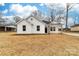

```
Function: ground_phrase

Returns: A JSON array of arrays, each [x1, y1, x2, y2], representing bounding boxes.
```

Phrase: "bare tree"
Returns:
[[0, 12, 6, 25], [46, 3, 65, 23], [13, 16, 22, 23], [50, 10, 55, 21], [74, 17, 78, 25], [45, 3, 76, 29], [44, 3, 65, 34], [65, 3, 78, 29]]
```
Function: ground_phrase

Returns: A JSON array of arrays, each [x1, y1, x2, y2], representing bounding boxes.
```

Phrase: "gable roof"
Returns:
[[16, 14, 63, 26], [16, 19, 32, 25], [16, 15, 47, 25]]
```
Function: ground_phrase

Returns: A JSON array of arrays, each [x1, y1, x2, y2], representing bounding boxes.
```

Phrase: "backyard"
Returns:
[[0, 32, 79, 56]]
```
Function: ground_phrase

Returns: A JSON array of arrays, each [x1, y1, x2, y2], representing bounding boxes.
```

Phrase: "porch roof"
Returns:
[[71, 24, 79, 27]]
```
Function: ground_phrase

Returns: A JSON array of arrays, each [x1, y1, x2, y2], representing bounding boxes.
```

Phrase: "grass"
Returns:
[[0, 32, 79, 56]]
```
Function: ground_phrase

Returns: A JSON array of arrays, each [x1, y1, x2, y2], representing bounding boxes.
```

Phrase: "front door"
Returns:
[[45, 27, 47, 33]]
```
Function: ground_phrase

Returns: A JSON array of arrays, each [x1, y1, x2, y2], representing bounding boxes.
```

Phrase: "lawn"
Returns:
[[0, 32, 79, 56]]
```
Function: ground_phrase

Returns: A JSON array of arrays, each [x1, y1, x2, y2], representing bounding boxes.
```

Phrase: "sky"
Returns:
[[0, 3, 48, 16], [0, 0, 79, 3], [0, 3, 79, 27]]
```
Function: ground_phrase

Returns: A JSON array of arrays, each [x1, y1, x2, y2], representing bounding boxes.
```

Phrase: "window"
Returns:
[[50, 27, 53, 31], [37, 25, 40, 31], [22, 25, 26, 31], [58, 28, 61, 31], [50, 27, 55, 31], [53, 27, 55, 31]]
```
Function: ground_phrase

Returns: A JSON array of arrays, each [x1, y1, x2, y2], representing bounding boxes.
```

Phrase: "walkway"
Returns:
[[63, 32, 79, 36]]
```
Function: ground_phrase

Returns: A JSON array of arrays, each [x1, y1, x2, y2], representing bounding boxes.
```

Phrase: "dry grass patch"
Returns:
[[0, 32, 79, 56]]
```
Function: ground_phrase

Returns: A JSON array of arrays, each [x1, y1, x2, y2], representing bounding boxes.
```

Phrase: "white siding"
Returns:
[[17, 17, 46, 34], [17, 16, 63, 34], [17, 20, 32, 34], [27, 17, 45, 34], [50, 24, 62, 33]]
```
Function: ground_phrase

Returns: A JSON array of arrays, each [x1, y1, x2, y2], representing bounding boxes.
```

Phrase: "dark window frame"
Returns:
[[37, 25, 40, 31], [53, 27, 55, 31], [50, 27, 53, 31], [22, 25, 26, 31], [58, 28, 61, 31], [50, 27, 55, 31]]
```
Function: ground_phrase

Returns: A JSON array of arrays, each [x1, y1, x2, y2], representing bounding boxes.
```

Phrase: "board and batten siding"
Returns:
[[27, 17, 46, 34], [17, 17, 46, 34], [17, 20, 32, 34], [50, 24, 62, 33]]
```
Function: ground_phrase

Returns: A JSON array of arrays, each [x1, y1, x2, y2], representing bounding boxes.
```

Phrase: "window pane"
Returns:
[[58, 28, 61, 31], [50, 27, 52, 31], [53, 27, 55, 31], [37, 25, 40, 31], [23, 25, 26, 31], [51, 27, 55, 31]]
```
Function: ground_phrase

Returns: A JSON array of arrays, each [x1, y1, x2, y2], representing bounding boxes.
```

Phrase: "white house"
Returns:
[[49, 22, 63, 33], [16, 15, 63, 34], [16, 15, 48, 34]]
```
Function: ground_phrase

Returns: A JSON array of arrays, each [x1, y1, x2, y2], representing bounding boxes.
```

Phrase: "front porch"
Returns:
[[0, 26, 16, 32]]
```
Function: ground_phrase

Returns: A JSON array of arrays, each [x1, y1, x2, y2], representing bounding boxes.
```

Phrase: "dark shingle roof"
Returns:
[[42, 20, 50, 24], [71, 24, 79, 27]]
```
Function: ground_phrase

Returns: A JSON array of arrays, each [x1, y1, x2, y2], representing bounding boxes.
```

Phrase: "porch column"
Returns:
[[61, 25, 63, 33], [5, 27, 7, 32], [48, 24, 51, 34], [56, 27, 58, 33]]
